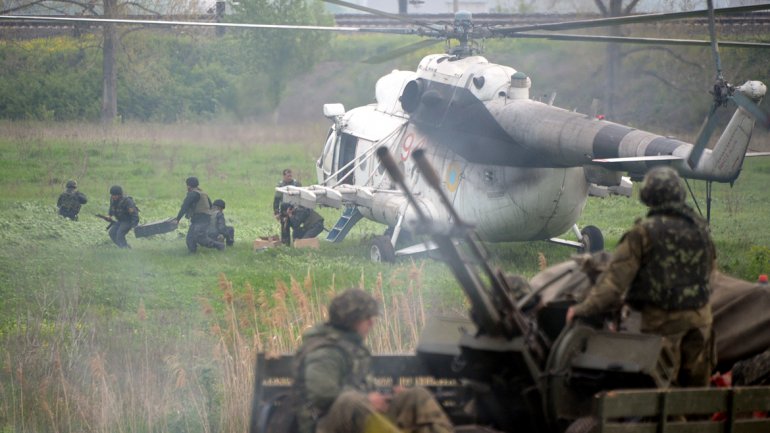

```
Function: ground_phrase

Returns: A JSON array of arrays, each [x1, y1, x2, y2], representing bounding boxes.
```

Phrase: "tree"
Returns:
[[593, 0, 641, 119], [232, 0, 333, 119], [1, 0, 199, 124]]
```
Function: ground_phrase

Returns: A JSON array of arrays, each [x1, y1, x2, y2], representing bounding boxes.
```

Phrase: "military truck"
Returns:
[[249, 147, 770, 433]]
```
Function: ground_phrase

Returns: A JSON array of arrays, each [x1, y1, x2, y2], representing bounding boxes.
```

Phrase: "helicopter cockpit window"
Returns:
[[337, 133, 357, 185], [319, 127, 336, 180], [473, 76, 485, 89]]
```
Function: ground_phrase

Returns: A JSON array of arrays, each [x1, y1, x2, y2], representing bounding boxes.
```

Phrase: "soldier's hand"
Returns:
[[565, 306, 576, 325], [368, 391, 390, 413]]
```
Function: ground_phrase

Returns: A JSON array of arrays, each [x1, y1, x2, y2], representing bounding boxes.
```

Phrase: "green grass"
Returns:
[[0, 121, 768, 432]]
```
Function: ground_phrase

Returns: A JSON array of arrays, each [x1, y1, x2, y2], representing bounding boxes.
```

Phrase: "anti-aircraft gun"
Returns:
[[250, 147, 770, 433], [375, 147, 675, 432]]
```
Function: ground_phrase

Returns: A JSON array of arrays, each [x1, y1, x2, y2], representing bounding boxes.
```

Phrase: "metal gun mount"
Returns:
[[376, 146, 675, 432]]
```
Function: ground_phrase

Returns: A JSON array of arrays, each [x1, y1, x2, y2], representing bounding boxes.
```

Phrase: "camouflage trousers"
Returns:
[[186, 219, 224, 253], [109, 221, 133, 248], [641, 304, 715, 387], [316, 387, 453, 433]]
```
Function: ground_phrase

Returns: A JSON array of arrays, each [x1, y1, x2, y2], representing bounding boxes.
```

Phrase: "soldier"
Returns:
[[291, 288, 452, 433], [57, 179, 88, 220], [208, 199, 234, 247], [107, 185, 139, 248], [566, 166, 717, 387], [172, 177, 224, 253], [274, 168, 301, 245], [286, 204, 324, 240]]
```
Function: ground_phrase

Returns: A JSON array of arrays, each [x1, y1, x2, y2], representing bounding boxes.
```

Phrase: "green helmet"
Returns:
[[212, 199, 225, 209], [640, 166, 686, 207], [328, 289, 379, 330], [66, 180, 77, 189], [110, 185, 123, 196]]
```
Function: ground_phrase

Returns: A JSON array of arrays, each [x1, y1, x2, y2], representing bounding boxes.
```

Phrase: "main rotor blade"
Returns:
[[490, 4, 770, 34], [731, 91, 770, 129], [706, 0, 724, 81], [688, 103, 720, 168], [363, 39, 443, 64], [497, 32, 770, 49], [0, 14, 420, 35], [321, 0, 439, 31]]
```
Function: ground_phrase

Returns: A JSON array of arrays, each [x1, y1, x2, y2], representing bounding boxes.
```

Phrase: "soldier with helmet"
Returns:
[[57, 179, 88, 220], [107, 185, 139, 248], [274, 168, 301, 245], [208, 198, 234, 247], [290, 288, 452, 433], [172, 177, 224, 253], [566, 166, 717, 387]]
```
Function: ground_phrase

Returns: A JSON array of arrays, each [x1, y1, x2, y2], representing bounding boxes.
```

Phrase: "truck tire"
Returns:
[[565, 416, 599, 433]]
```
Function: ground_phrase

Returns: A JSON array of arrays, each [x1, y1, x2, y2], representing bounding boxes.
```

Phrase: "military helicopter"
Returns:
[[3, 2, 770, 263], [274, 0, 770, 262]]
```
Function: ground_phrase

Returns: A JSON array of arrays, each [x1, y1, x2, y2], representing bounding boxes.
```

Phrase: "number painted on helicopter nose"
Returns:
[[400, 133, 425, 161]]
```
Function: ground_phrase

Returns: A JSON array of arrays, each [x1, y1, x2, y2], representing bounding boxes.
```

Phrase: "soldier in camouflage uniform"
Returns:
[[208, 199, 234, 246], [567, 166, 717, 387], [292, 289, 452, 433], [57, 179, 88, 220], [173, 177, 224, 253], [286, 204, 325, 241], [108, 185, 139, 248], [274, 169, 301, 245]]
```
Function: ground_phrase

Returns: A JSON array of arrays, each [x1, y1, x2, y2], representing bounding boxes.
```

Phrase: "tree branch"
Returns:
[[640, 69, 684, 92], [594, 0, 608, 17], [622, 46, 704, 71], [623, 0, 641, 15]]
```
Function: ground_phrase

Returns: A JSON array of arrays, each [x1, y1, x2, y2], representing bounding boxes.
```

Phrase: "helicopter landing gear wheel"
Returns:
[[370, 235, 396, 263], [565, 416, 599, 433], [578, 225, 604, 253]]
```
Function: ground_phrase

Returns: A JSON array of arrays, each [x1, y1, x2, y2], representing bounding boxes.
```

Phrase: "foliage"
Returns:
[[231, 0, 333, 111]]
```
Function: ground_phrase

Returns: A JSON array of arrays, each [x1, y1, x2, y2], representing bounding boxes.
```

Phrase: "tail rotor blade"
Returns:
[[688, 103, 720, 168], [731, 91, 770, 129]]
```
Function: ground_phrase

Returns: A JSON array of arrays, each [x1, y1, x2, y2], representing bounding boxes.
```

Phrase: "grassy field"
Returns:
[[0, 121, 768, 433]]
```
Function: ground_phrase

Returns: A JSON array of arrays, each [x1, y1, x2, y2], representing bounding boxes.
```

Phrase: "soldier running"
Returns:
[[172, 177, 224, 253], [107, 185, 139, 248], [57, 180, 88, 220]]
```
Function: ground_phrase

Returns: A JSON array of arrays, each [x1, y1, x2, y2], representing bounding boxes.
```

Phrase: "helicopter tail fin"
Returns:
[[692, 82, 765, 182]]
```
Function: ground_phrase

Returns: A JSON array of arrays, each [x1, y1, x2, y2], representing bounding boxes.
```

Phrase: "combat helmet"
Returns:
[[110, 185, 123, 196], [66, 180, 77, 189], [212, 199, 226, 209], [640, 166, 686, 207], [186, 176, 199, 188], [328, 289, 379, 330]]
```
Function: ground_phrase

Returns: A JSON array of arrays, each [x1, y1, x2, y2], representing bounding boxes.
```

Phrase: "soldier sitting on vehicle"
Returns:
[[288, 288, 453, 433], [566, 166, 717, 388], [57, 179, 88, 220], [107, 185, 139, 249], [286, 204, 324, 241], [208, 199, 234, 247]]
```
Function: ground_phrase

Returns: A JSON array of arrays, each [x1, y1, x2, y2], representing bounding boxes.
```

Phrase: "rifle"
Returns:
[[95, 214, 116, 230]]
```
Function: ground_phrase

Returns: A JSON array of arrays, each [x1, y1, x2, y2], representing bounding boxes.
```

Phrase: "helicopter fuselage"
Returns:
[[313, 53, 761, 245]]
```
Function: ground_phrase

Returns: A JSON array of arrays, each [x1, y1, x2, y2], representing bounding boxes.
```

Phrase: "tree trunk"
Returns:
[[101, 0, 118, 124], [604, 0, 622, 120]]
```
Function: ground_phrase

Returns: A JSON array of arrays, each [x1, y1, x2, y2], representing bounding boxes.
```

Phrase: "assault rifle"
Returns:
[[94, 214, 116, 230]]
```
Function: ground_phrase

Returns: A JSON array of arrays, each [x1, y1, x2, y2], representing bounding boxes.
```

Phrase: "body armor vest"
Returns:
[[190, 188, 211, 217], [59, 191, 81, 210], [625, 209, 713, 311], [110, 197, 137, 222]]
